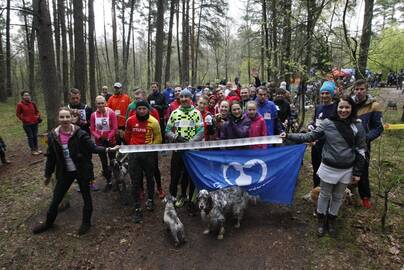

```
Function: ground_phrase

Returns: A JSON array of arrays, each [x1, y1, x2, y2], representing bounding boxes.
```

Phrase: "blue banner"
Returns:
[[183, 144, 307, 205]]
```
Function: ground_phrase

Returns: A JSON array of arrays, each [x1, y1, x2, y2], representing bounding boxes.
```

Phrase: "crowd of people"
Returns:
[[9, 73, 383, 237]]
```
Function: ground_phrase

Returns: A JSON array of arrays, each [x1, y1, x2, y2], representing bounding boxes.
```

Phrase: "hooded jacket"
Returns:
[[287, 118, 367, 176], [353, 94, 384, 144], [45, 125, 106, 181], [248, 113, 267, 149], [220, 115, 251, 140]]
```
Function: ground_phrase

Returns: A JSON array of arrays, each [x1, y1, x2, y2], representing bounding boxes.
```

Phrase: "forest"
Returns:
[[0, 0, 403, 128]]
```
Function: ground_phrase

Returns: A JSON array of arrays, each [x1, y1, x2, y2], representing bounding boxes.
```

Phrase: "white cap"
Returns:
[[113, 82, 122, 88]]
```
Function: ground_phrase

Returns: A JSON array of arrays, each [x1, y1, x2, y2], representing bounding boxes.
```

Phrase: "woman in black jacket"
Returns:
[[32, 107, 118, 235]]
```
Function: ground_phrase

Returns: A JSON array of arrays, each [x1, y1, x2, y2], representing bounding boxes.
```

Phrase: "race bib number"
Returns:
[[62, 144, 70, 159], [79, 109, 86, 121], [175, 120, 195, 128], [115, 110, 121, 116], [264, 113, 272, 120], [95, 117, 110, 131], [150, 100, 156, 105]]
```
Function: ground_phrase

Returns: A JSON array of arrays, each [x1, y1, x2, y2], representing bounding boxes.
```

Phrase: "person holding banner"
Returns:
[[220, 102, 251, 141], [281, 96, 367, 237], [246, 101, 267, 149], [166, 89, 204, 209], [124, 100, 162, 223], [32, 107, 119, 235], [90, 96, 118, 192]]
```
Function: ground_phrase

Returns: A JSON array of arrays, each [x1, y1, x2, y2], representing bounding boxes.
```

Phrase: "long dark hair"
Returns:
[[330, 95, 358, 123]]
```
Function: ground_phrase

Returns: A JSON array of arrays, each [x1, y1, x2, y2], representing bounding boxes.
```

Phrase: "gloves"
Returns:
[[175, 135, 188, 143]]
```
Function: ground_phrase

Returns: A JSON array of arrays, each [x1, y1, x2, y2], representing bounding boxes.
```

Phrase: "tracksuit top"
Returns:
[[124, 115, 162, 145]]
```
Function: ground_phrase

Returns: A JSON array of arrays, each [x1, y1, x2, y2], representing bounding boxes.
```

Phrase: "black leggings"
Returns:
[[311, 142, 323, 188], [358, 152, 371, 199], [98, 141, 116, 183], [46, 171, 92, 226], [153, 152, 162, 190], [169, 151, 195, 200], [128, 153, 155, 208]]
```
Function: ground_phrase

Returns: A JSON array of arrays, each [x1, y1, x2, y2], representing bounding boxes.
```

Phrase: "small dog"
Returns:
[[162, 194, 185, 247], [386, 100, 398, 110], [197, 186, 249, 240]]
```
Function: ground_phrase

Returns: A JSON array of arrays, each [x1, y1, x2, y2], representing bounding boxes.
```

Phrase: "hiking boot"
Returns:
[[158, 188, 165, 200], [362, 197, 372, 209], [133, 209, 143, 223], [317, 213, 327, 237], [78, 223, 91, 235], [327, 214, 337, 238], [90, 182, 99, 191], [146, 199, 154, 212], [175, 197, 186, 208], [32, 222, 52, 234], [103, 183, 113, 192]]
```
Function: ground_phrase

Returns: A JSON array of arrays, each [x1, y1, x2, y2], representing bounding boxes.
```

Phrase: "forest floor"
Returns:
[[0, 88, 402, 270]]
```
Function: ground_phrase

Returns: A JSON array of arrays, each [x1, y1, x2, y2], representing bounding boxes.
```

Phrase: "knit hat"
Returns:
[[320, 81, 336, 96], [180, 89, 192, 97], [135, 100, 150, 109]]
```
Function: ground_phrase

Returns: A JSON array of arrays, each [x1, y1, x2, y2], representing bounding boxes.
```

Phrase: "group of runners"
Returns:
[[10, 72, 383, 236]]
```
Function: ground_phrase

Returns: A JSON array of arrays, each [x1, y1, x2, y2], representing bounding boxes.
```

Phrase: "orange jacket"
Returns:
[[107, 94, 131, 128]]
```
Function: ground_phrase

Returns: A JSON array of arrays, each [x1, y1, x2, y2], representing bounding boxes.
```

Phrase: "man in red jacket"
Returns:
[[16, 91, 42, 155]]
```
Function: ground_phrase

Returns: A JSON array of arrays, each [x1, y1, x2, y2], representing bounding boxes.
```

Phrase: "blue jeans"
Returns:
[[23, 123, 38, 150]]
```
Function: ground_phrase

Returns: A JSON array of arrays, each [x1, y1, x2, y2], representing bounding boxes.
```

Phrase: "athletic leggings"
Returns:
[[317, 180, 348, 216]]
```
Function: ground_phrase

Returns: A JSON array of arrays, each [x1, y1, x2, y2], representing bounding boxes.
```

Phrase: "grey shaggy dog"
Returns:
[[162, 194, 185, 247], [197, 186, 249, 240]]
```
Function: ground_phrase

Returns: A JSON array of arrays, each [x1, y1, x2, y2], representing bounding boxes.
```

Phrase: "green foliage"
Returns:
[[368, 28, 404, 74]]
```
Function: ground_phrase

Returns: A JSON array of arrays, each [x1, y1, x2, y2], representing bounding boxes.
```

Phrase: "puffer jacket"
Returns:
[[220, 115, 251, 140], [45, 124, 106, 181], [353, 94, 384, 143], [287, 118, 367, 176]]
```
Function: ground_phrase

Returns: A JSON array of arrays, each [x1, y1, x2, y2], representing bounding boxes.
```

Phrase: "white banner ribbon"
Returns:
[[119, 135, 283, 153]]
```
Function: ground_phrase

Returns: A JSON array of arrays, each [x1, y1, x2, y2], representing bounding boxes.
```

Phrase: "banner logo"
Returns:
[[223, 159, 267, 186]]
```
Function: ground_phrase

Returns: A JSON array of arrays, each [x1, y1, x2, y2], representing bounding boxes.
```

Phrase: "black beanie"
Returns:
[[136, 100, 150, 109]]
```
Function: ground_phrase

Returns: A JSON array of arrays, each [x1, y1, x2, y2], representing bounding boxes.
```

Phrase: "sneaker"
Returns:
[[32, 222, 52, 234], [76, 185, 81, 192], [31, 150, 40, 156], [90, 182, 99, 191], [78, 223, 91, 235], [36, 150, 43, 154], [146, 199, 154, 212], [103, 183, 112, 192], [133, 209, 143, 223], [158, 189, 165, 200], [175, 197, 186, 208], [362, 197, 372, 209]]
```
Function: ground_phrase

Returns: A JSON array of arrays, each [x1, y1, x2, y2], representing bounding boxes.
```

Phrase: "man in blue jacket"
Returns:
[[256, 86, 282, 135], [353, 79, 384, 209]]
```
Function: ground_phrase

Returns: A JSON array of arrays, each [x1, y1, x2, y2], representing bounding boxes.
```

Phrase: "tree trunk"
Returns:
[[6, 0, 12, 97], [73, 0, 87, 102], [0, 30, 6, 102], [147, 2, 152, 87], [260, 24, 265, 80], [68, 0, 75, 88], [103, 0, 111, 77], [111, 0, 119, 82], [122, 0, 135, 89], [33, 0, 61, 129], [358, 0, 374, 79], [280, 0, 291, 83], [176, 0, 182, 82], [58, 0, 69, 104], [88, 0, 96, 108], [194, 0, 203, 85], [262, 0, 270, 81], [22, 0, 36, 100], [271, 0, 278, 80], [132, 30, 136, 86], [164, 0, 176, 85], [154, 0, 165, 85], [53, 0, 61, 87], [190, 0, 195, 85], [182, 0, 190, 84]]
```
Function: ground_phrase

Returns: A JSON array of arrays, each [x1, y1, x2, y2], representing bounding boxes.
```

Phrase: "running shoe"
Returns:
[[146, 199, 154, 211], [133, 208, 143, 223]]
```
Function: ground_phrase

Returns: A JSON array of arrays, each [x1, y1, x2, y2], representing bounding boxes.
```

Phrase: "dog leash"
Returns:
[[119, 135, 283, 153]]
